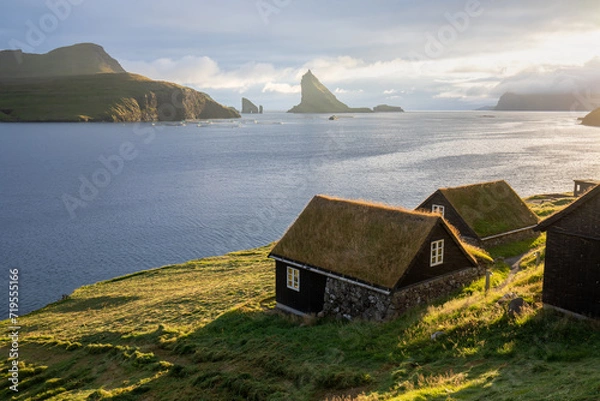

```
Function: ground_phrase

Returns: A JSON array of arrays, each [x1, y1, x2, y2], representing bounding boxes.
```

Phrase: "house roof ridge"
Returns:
[[538, 184, 600, 231]]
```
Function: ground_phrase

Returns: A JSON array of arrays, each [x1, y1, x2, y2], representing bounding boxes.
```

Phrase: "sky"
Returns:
[[2, 0, 600, 110]]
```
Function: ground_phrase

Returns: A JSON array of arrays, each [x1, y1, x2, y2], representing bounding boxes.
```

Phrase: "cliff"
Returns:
[[581, 108, 600, 127], [288, 70, 372, 113], [0, 73, 240, 122], [373, 104, 404, 112], [241, 97, 260, 114], [0, 43, 239, 122], [494, 92, 592, 111], [0, 43, 125, 79]]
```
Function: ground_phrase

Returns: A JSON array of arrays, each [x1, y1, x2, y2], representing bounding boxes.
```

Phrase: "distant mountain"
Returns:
[[0, 43, 125, 78], [373, 104, 404, 112], [288, 70, 372, 113], [0, 43, 239, 122], [582, 108, 600, 127], [494, 92, 592, 111]]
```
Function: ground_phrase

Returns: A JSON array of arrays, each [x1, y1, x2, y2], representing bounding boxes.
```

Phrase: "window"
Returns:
[[432, 204, 445, 217], [430, 240, 444, 266], [286, 267, 300, 291]]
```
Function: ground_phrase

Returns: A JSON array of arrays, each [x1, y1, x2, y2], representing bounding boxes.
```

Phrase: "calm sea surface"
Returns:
[[1, 111, 599, 317]]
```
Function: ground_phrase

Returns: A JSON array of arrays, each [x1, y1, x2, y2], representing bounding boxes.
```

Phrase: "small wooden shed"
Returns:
[[537, 185, 600, 319], [416, 180, 539, 246], [269, 195, 480, 321], [573, 179, 600, 197]]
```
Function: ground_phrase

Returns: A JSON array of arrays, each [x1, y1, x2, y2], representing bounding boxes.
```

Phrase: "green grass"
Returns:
[[487, 234, 546, 260], [1, 243, 599, 401], [526, 193, 576, 218]]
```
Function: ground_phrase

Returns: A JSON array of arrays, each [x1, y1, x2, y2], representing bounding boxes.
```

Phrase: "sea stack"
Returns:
[[287, 70, 371, 113], [241, 97, 260, 114]]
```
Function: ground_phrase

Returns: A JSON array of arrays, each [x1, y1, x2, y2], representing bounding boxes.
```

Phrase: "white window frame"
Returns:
[[432, 204, 445, 217], [430, 240, 444, 267], [286, 266, 300, 291]]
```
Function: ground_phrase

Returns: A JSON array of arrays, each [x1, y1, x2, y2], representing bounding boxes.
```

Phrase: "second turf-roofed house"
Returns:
[[269, 195, 482, 321], [416, 180, 539, 247], [537, 185, 600, 319]]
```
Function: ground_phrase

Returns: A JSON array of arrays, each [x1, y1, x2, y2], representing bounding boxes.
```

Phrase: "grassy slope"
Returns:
[[1, 197, 599, 401], [0, 73, 239, 122]]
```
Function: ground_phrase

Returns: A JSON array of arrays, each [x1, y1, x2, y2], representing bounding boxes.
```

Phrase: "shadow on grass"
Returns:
[[50, 295, 141, 313], [9, 301, 600, 401], [382, 307, 600, 401]]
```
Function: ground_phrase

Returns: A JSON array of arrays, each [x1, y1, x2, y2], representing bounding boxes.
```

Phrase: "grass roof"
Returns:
[[440, 180, 539, 238], [270, 195, 441, 288]]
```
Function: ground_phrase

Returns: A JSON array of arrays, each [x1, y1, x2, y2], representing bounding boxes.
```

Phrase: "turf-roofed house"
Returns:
[[416, 180, 539, 247], [573, 179, 600, 197], [269, 195, 482, 321], [537, 184, 600, 319]]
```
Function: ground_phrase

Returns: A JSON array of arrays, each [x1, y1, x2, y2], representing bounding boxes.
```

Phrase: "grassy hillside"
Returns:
[[0, 43, 125, 79], [0, 73, 239, 122], [2, 196, 598, 401]]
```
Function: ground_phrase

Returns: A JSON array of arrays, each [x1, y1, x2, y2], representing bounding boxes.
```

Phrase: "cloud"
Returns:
[[120, 33, 600, 109], [262, 82, 301, 94], [334, 88, 363, 94], [121, 56, 298, 93], [491, 60, 600, 96]]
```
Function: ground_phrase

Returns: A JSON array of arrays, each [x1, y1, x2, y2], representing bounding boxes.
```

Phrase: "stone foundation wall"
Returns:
[[322, 279, 392, 321], [387, 267, 486, 319], [481, 228, 537, 248], [322, 267, 486, 322]]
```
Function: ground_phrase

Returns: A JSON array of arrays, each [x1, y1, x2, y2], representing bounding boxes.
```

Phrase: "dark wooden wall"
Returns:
[[417, 191, 479, 241], [543, 231, 600, 318], [574, 181, 598, 197], [542, 192, 600, 318], [547, 193, 600, 236], [395, 222, 477, 288], [275, 260, 327, 314]]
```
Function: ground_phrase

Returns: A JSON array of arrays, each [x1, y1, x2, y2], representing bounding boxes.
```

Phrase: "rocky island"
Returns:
[[288, 70, 372, 113], [241, 97, 262, 114], [373, 104, 404, 112], [0, 43, 239, 122], [581, 107, 600, 127], [494, 92, 592, 111]]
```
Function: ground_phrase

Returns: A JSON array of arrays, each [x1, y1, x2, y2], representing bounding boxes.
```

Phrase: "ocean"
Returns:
[[1, 111, 599, 317]]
